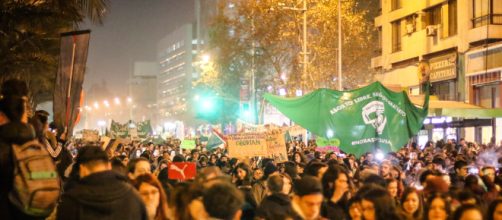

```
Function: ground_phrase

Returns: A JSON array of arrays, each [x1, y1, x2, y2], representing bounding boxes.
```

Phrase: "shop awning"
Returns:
[[409, 96, 502, 118]]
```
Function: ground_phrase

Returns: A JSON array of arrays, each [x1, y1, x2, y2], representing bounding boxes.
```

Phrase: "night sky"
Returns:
[[82, 0, 194, 94]]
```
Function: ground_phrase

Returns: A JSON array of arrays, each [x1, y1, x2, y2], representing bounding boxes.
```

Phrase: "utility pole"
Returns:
[[281, 0, 309, 91], [338, 0, 343, 90], [302, 0, 308, 90]]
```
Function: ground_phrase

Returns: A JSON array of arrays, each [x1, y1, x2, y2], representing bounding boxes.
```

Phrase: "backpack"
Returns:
[[8, 139, 61, 217]]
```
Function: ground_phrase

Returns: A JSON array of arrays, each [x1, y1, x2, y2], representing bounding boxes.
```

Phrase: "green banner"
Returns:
[[110, 120, 129, 138], [137, 120, 153, 138], [181, 140, 196, 150], [264, 82, 429, 157]]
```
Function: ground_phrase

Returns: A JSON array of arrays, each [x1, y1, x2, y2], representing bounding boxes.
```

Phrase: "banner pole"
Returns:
[[65, 37, 77, 131]]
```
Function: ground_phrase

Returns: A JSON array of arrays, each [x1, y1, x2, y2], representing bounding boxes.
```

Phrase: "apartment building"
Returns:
[[372, 0, 502, 144]]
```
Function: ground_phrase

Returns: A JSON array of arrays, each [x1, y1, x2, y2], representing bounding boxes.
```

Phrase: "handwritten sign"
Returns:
[[266, 130, 288, 162], [181, 140, 196, 150], [82, 129, 99, 142], [227, 133, 267, 158]]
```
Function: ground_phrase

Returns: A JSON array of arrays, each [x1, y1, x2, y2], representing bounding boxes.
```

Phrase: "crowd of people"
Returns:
[[1, 78, 502, 220]]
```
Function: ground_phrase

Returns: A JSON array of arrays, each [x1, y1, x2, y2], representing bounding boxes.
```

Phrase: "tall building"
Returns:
[[129, 61, 158, 122], [372, 0, 502, 144], [157, 24, 197, 124]]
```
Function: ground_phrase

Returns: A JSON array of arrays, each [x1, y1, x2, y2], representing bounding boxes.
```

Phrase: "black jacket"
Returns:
[[56, 170, 147, 220], [255, 193, 296, 220], [0, 122, 44, 220], [321, 199, 348, 220]]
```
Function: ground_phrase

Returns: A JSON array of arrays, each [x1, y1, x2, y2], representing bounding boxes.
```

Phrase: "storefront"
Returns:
[[428, 53, 458, 101], [465, 42, 502, 144]]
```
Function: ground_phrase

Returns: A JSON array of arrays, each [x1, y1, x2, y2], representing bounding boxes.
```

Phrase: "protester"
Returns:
[[128, 157, 152, 180], [487, 199, 502, 220], [358, 184, 402, 220], [400, 187, 423, 220], [291, 175, 324, 220], [133, 173, 170, 220], [56, 146, 147, 220], [255, 174, 296, 219], [0, 79, 49, 220], [452, 204, 483, 220], [424, 193, 451, 220], [321, 165, 350, 219], [203, 182, 244, 220]]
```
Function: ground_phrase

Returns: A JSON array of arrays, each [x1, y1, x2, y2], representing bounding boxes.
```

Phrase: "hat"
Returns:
[[294, 175, 322, 197], [76, 146, 109, 165]]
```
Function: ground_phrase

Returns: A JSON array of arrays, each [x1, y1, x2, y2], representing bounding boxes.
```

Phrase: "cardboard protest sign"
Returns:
[[82, 129, 99, 142], [227, 133, 267, 158], [266, 130, 288, 162], [168, 162, 197, 180], [100, 136, 111, 151], [181, 140, 196, 150]]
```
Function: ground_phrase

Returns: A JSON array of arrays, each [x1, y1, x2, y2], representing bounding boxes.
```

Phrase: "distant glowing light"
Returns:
[[279, 88, 286, 96], [202, 54, 210, 63], [93, 102, 100, 109], [375, 151, 385, 161], [327, 129, 334, 138], [103, 100, 110, 108], [127, 97, 133, 103], [114, 97, 121, 105]]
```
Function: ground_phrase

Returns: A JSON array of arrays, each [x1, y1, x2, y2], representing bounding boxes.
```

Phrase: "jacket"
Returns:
[[56, 170, 147, 220], [255, 193, 295, 220]]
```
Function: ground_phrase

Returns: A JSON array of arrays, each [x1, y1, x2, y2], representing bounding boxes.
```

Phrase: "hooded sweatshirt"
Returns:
[[56, 170, 147, 220]]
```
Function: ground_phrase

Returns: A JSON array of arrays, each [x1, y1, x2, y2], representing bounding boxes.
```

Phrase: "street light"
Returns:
[[202, 54, 210, 63], [114, 97, 121, 105], [103, 100, 110, 108]]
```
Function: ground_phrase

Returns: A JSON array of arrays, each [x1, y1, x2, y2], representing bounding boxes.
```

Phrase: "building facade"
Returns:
[[372, 0, 502, 144], [130, 61, 158, 123], [157, 24, 197, 124]]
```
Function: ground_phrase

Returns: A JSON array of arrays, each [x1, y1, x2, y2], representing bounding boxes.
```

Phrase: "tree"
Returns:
[[197, 0, 379, 102], [0, 0, 108, 109]]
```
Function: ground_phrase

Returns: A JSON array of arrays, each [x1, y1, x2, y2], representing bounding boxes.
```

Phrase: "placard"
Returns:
[[181, 140, 196, 150], [227, 133, 267, 158], [168, 162, 196, 180], [266, 130, 288, 162]]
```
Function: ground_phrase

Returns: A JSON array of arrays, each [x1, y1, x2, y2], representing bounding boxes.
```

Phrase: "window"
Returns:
[[473, 0, 502, 27], [377, 27, 382, 53], [448, 0, 458, 36], [427, 5, 442, 26], [392, 20, 402, 52], [391, 0, 402, 11]]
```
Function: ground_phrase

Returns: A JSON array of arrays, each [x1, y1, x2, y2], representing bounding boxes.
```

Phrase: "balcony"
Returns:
[[472, 14, 502, 28]]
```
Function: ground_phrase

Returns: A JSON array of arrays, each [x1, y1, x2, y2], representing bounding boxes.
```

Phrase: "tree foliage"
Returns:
[[198, 0, 378, 101], [0, 0, 108, 108]]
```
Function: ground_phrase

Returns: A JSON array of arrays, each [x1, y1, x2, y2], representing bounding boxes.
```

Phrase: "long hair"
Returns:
[[487, 199, 502, 220], [133, 174, 170, 220], [232, 162, 253, 186], [452, 204, 482, 220], [424, 193, 452, 220], [322, 165, 349, 199], [400, 187, 424, 220], [359, 185, 400, 220]]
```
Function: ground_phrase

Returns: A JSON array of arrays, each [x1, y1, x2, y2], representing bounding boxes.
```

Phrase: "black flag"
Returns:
[[53, 30, 90, 137]]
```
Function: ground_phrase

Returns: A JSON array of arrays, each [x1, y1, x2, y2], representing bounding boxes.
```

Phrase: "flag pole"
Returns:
[[65, 37, 77, 131]]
